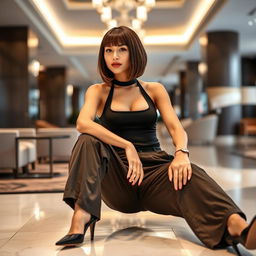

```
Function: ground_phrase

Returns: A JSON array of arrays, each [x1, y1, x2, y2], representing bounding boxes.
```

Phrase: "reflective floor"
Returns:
[[0, 142, 256, 255]]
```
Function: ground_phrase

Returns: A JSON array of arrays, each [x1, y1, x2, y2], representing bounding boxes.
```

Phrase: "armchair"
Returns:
[[0, 130, 30, 176], [183, 114, 219, 145]]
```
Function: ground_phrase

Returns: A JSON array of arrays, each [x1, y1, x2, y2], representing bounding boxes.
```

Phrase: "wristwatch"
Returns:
[[175, 148, 189, 156]]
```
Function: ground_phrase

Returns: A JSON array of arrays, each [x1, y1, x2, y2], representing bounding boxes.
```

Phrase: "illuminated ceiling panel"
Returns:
[[29, 0, 223, 48]]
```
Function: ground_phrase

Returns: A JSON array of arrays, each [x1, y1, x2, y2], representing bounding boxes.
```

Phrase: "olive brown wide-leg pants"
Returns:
[[63, 133, 246, 249]]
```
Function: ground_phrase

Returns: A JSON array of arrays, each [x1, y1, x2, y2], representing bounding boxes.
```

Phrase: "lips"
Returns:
[[111, 62, 122, 68]]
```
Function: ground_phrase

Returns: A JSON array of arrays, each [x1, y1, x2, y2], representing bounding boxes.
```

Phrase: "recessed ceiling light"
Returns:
[[248, 20, 253, 26]]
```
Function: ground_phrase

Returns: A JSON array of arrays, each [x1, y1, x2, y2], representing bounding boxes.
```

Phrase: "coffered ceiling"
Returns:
[[1, 0, 256, 89]]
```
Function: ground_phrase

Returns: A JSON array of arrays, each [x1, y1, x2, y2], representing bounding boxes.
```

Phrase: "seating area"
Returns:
[[36, 128, 80, 162], [182, 114, 219, 145], [0, 127, 80, 178], [240, 118, 256, 136]]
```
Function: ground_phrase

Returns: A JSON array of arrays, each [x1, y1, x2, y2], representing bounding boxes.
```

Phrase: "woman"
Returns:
[[55, 26, 255, 254]]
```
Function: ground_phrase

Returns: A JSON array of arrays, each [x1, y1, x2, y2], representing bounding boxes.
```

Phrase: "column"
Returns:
[[0, 26, 29, 127], [38, 67, 67, 127], [72, 87, 80, 114], [179, 71, 188, 119], [68, 86, 81, 125], [202, 31, 241, 135], [241, 57, 256, 118], [186, 61, 203, 119]]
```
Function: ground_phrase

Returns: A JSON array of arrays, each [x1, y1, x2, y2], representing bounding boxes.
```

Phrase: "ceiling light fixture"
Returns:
[[28, 0, 217, 46], [28, 59, 41, 77], [92, 0, 155, 38], [247, 6, 256, 26]]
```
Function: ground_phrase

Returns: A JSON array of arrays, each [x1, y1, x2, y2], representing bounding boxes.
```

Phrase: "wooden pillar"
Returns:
[[38, 67, 67, 127], [0, 26, 29, 127], [179, 71, 188, 119], [241, 57, 256, 118], [202, 31, 241, 135], [186, 61, 203, 119]]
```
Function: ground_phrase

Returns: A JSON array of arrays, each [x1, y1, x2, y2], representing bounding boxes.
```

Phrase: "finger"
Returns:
[[188, 164, 192, 180], [129, 167, 136, 183], [138, 170, 144, 186], [127, 162, 133, 179], [183, 166, 188, 185], [131, 170, 138, 184], [178, 167, 183, 190], [173, 168, 178, 191], [138, 164, 144, 186], [168, 166, 173, 182], [132, 173, 140, 185], [129, 161, 138, 182], [132, 162, 141, 185]]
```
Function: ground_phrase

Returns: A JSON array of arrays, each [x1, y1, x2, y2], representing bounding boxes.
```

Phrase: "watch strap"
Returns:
[[175, 148, 189, 156]]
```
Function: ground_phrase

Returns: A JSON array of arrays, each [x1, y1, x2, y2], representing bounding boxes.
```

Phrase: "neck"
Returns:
[[113, 78, 137, 87]]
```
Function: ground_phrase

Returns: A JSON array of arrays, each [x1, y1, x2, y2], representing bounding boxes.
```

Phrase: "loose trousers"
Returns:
[[63, 133, 246, 248]]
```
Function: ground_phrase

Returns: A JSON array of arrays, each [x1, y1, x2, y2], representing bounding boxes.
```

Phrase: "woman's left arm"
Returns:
[[151, 82, 192, 191]]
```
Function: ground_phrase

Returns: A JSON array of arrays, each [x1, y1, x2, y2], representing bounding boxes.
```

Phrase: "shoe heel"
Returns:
[[90, 222, 96, 241], [232, 243, 242, 256]]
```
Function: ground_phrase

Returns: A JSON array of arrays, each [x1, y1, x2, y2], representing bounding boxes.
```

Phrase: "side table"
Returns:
[[15, 135, 70, 178]]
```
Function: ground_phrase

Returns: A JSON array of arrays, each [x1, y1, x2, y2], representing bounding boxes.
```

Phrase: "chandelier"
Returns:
[[92, 0, 155, 37], [248, 6, 256, 26]]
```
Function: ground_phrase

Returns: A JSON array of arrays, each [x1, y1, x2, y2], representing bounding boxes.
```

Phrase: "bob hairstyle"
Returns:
[[98, 26, 147, 84]]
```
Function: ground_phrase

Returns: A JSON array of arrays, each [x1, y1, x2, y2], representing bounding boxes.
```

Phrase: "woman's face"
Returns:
[[104, 44, 130, 78]]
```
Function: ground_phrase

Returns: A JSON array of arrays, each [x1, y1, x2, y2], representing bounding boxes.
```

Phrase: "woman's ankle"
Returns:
[[67, 204, 91, 234], [74, 203, 90, 218], [227, 214, 248, 236]]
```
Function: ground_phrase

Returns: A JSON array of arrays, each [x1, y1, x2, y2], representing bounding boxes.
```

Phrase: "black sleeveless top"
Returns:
[[98, 79, 160, 149]]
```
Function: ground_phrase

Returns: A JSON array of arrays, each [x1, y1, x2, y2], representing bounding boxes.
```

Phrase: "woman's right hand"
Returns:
[[125, 143, 144, 186]]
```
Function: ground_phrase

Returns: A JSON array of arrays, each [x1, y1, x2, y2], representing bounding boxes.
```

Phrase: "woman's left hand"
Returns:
[[168, 153, 192, 190]]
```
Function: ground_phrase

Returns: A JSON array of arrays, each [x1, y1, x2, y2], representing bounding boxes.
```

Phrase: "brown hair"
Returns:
[[97, 26, 147, 84]]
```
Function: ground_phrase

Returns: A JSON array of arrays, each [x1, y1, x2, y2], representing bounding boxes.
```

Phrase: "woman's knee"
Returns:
[[75, 133, 108, 150], [75, 133, 110, 160], [190, 163, 207, 180], [78, 133, 101, 144]]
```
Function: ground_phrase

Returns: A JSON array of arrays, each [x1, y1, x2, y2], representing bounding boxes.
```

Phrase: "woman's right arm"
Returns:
[[76, 84, 143, 186], [76, 84, 131, 149]]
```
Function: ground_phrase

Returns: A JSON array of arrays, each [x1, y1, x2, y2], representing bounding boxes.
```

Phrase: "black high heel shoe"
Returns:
[[55, 215, 97, 246], [226, 216, 256, 256]]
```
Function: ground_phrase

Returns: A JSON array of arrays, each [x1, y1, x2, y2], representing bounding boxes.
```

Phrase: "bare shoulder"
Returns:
[[86, 83, 110, 95], [86, 83, 103, 92], [139, 80, 165, 90], [139, 80, 167, 99]]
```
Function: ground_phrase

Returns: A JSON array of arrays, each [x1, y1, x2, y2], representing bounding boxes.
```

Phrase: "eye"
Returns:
[[120, 47, 127, 51], [105, 48, 112, 53]]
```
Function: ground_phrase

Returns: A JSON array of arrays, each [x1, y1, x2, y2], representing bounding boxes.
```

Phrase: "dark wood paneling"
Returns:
[[0, 26, 29, 128], [38, 67, 67, 127]]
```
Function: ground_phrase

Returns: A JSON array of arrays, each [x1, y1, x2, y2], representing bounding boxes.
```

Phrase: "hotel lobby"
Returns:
[[0, 0, 256, 255]]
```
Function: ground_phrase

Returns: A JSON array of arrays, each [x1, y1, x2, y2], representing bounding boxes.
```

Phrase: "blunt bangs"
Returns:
[[101, 29, 128, 47], [98, 26, 147, 84]]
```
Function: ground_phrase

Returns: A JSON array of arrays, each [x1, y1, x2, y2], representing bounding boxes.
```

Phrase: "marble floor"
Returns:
[[0, 143, 256, 256]]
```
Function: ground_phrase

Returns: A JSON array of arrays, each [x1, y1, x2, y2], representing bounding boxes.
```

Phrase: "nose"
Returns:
[[113, 49, 119, 60]]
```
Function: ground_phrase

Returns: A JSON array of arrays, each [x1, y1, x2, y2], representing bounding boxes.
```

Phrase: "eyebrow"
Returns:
[[105, 44, 127, 48]]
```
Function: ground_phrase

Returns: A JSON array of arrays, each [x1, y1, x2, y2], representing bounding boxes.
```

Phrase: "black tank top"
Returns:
[[99, 79, 160, 149]]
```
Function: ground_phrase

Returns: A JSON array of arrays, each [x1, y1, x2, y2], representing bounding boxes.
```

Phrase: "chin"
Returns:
[[111, 70, 124, 75]]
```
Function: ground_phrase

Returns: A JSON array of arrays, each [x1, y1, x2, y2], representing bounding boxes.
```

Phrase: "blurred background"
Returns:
[[0, 3, 256, 255], [0, 0, 255, 140]]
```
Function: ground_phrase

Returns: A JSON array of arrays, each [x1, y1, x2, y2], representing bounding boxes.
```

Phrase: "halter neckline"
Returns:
[[112, 78, 137, 86]]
